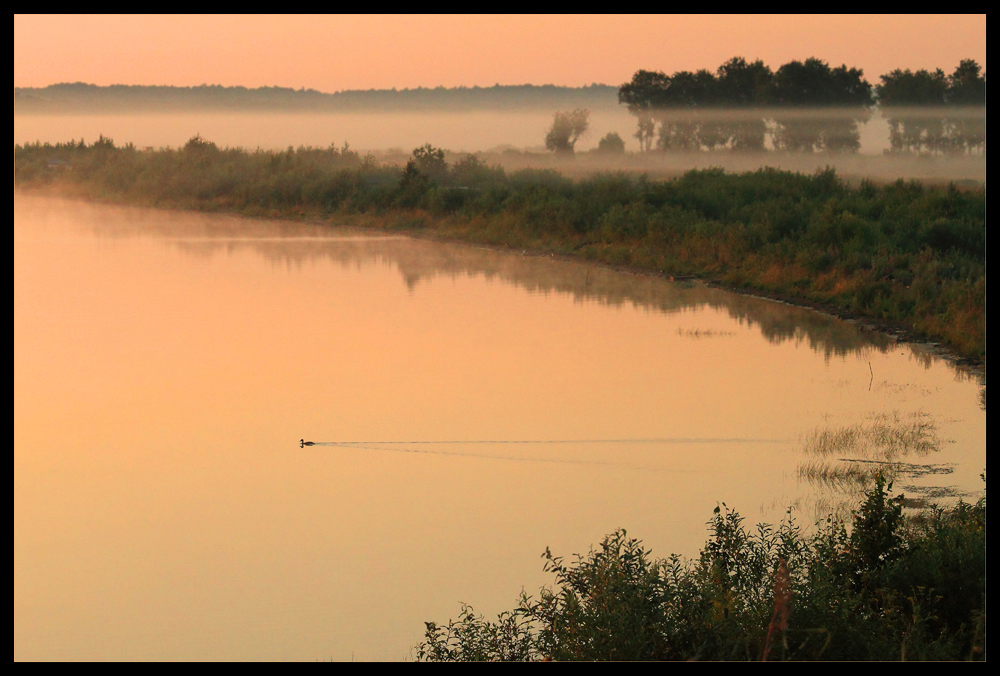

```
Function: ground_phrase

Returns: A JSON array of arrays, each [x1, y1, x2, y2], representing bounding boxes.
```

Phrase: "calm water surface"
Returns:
[[14, 194, 985, 660]]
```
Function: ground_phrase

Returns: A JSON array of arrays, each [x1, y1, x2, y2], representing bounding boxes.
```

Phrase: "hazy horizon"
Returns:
[[14, 15, 985, 92]]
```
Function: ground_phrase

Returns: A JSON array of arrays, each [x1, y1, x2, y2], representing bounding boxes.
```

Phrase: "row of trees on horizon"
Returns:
[[15, 58, 985, 157], [13, 82, 619, 112], [616, 57, 985, 156]]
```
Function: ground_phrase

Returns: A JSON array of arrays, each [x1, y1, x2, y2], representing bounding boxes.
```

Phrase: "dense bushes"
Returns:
[[416, 476, 986, 661], [14, 138, 985, 360]]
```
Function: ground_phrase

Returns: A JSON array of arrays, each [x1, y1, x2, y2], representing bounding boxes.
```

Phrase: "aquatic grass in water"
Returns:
[[801, 410, 940, 460], [797, 411, 955, 510], [799, 458, 955, 493], [798, 459, 883, 491]]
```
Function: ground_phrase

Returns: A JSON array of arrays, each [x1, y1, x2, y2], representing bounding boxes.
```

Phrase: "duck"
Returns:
[[300, 439, 315, 447]]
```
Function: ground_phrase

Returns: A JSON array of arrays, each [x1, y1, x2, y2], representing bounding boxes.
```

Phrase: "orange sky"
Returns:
[[14, 15, 986, 92]]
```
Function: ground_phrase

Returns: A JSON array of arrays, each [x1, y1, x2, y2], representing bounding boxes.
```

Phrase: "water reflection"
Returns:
[[77, 200, 903, 362]]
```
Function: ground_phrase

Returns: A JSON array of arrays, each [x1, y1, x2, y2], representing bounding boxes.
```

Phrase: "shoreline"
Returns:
[[15, 185, 985, 378], [410, 223, 985, 377]]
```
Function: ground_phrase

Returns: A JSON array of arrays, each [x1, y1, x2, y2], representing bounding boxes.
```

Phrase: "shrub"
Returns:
[[596, 132, 626, 154], [415, 476, 986, 661]]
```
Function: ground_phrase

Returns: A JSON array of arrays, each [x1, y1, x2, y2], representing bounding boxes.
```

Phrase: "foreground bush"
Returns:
[[416, 476, 985, 661]]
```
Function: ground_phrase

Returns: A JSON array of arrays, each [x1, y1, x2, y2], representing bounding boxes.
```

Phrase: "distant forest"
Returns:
[[13, 82, 621, 112]]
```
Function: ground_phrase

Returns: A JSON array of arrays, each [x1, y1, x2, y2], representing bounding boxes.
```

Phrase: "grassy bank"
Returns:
[[416, 476, 986, 661], [14, 137, 986, 363]]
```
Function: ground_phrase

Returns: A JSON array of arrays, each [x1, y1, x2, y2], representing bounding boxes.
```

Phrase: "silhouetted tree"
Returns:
[[595, 132, 626, 154], [715, 57, 773, 151], [397, 158, 430, 207], [410, 143, 449, 183], [618, 70, 670, 152], [633, 116, 657, 154], [620, 60, 771, 153], [545, 109, 590, 155], [945, 60, 986, 155], [770, 58, 873, 152], [947, 59, 987, 104], [654, 69, 718, 151], [876, 68, 948, 153], [183, 133, 218, 156]]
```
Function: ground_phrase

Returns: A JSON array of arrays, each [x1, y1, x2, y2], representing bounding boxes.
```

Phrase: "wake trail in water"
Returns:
[[321, 441, 637, 469], [298, 437, 793, 471], [305, 437, 791, 445]]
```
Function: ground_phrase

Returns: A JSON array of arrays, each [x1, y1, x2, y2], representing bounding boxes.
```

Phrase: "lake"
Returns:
[[13, 193, 985, 660]]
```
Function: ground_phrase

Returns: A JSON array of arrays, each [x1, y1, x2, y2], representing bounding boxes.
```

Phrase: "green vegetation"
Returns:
[[415, 476, 986, 661], [14, 137, 985, 362]]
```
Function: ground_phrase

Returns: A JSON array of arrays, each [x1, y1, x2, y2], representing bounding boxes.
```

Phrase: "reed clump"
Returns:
[[796, 411, 951, 514], [799, 410, 942, 483]]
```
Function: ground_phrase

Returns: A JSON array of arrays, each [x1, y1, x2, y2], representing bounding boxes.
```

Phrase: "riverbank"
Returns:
[[14, 139, 986, 366], [286, 208, 980, 376]]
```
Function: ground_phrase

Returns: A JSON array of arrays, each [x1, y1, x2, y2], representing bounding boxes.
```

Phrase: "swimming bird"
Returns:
[[300, 439, 315, 447]]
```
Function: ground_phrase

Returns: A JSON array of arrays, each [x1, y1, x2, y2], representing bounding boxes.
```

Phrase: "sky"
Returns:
[[14, 15, 986, 93]]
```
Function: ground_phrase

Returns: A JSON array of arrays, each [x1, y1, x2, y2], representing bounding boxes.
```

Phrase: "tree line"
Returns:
[[617, 57, 985, 155], [14, 82, 619, 113]]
